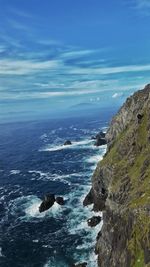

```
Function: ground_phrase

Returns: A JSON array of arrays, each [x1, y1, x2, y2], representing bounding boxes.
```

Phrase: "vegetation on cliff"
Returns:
[[85, 84, 150, 267]]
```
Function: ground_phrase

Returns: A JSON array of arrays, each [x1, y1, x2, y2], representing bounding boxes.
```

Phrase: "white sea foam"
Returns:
[[33, 239, 39, 243], [10, 170, 21, 175], [40, 133, 48, 140], [25, 197, 63, 219], [39, 139, 95, 152], [9, 195, 63, 221], [101, 126, 108, 133], [0, 247, 3, 257], [11, 133, 106, 267], [43, 260, 68, 267], [28, 170, 83, 185], [63, 145, 106, 266], [86, 154, 103, 164]]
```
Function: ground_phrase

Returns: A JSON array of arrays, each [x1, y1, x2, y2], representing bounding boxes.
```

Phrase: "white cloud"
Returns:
[[42, 89, 100, 97], [61, 49, 95, 59], [69, 64, 150, 75], [0, 58, 61, 75], [1, 89, 101, 100]]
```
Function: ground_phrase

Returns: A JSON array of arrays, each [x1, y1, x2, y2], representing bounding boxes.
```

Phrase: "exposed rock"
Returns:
[[64, 140, 72, 145], [55, 196, 64, 205], [87, 216, 101, 227], [83, 188, 94, 206], [94, 131, 106, 146], [85, 84, 150, 267], [137, 113, 143, 123], [39, 194, 55, 213], [71, 263, 87, 267], [94, 138, 106, 146], [96, 230, 102, 241], [96, 131, 106, 139]]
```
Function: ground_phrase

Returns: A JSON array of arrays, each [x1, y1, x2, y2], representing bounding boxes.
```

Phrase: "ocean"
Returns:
[[0, 110, 116, 267]]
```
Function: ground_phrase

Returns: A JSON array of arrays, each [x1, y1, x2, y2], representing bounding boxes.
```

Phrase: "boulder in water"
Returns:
[[87, 216, 101, 227], [64, 140, 72, 146], [55, 196, 64, 205], [39, 194, 55, 213]]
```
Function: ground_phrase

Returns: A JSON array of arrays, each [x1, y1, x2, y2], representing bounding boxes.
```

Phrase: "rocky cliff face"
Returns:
[[84, 84, 150, 267]]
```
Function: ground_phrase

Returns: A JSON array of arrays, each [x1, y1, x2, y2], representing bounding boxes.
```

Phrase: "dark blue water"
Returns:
[[0, 111, 115, 267]]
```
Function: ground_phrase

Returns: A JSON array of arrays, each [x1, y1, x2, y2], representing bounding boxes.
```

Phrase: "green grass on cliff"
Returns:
[[98, 109, 150, 266]]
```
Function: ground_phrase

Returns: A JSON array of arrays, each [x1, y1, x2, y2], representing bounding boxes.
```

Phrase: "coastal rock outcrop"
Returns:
[[94, 131, 107, 146], [84, 84, 150, 267]]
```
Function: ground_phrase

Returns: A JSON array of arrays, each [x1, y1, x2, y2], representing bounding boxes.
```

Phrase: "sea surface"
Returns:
[[0, 110, 115, 267]]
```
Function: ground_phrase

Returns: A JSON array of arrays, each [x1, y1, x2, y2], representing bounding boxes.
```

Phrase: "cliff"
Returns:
[[84, 84, 150, 267]]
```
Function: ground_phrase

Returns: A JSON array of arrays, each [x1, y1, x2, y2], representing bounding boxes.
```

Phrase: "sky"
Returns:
[[0, 0, 150, 122]]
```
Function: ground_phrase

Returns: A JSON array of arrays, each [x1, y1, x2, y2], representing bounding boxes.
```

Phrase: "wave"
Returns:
[[9, 170, 21, 175], [28, 170, 85, 185], [39, 139, 95, 152], [86, 154, 103, 164], [43, 259, 68, 267], [0, 247, 3, 257], [9, 195, 63, 221]]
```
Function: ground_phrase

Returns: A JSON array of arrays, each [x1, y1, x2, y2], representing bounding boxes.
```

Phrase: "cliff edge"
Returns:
[[84, 84, 150, 267]]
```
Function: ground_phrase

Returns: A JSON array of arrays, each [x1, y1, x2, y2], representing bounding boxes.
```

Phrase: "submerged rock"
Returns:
[[55, 196, 64, 205], [39, 194, 55, 213], [64, 140, 72, 145], [87, 216, 101, 227]]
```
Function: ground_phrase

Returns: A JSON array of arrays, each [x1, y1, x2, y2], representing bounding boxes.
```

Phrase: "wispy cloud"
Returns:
[[7, 18, 30, 31], [129, 0, 150, 15], [61, 49, 96, 59], [134, 0, 150, 9], [1, 89, 102, 100], [1, 54, 150, 76], [9, 6, 33, 19], [0, 58, 61, 75], [69, 64, 150, 75]]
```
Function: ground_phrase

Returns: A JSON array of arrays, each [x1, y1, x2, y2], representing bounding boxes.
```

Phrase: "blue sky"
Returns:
[[0, 0, 150, 122]]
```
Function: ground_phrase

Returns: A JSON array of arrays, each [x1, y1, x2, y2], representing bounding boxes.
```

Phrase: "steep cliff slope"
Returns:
[[84, 84, 150, 267]]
